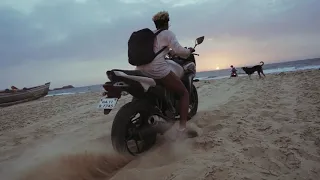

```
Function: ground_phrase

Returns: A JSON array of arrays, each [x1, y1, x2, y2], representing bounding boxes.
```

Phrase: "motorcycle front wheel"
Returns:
[[111, 101, 157, 156], [188, 84, 198, 118]]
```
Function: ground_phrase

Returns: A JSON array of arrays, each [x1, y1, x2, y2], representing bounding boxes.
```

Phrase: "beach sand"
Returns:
[[0, 69, 319, 180]]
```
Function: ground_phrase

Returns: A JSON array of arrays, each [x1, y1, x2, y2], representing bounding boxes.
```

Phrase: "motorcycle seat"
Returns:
[[110, 69, 149, 77], [108, 69, 165, 86]]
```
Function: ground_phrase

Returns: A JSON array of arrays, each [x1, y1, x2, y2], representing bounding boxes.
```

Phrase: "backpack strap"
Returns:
[[155, 46, 167, 57], [154, 29, 165, 36], [154, 29, 167, 57]]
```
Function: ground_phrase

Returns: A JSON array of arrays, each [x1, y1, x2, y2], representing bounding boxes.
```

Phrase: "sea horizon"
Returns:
[[46, 57, 320, 97]]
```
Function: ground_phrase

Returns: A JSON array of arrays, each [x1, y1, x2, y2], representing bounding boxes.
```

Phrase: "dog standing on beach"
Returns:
[[241, 61, 266, 79]]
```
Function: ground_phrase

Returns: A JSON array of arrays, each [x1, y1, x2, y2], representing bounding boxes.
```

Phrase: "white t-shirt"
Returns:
[[136, 29, 191, 79]]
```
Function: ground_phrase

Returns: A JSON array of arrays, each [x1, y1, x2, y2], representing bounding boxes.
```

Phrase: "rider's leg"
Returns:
[[159, 71, 189, 129]]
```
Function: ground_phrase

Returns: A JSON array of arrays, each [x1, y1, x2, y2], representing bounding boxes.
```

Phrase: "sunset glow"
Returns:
[[1, 0, 320, 88]]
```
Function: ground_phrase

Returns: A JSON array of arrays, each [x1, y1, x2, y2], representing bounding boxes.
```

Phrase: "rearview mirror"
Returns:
[[196, 36, 204, 45]]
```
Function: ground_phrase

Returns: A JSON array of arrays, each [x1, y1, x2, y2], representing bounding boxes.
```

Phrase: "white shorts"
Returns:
[[136, 58, 184, 79]]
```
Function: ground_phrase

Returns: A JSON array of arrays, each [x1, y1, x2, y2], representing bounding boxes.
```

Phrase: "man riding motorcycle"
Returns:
[[135, 11, 198, 139]]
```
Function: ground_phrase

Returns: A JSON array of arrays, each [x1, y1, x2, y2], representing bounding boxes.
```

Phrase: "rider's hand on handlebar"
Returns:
[[188, 47, 195, 53], [168, 49, 175, 56]]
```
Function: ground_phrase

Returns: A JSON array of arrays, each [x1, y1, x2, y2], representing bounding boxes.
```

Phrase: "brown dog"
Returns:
[[241, 61, 266, 79]]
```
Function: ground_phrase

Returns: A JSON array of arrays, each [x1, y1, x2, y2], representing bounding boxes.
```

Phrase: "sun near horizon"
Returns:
[[196, 53, 233, 71]]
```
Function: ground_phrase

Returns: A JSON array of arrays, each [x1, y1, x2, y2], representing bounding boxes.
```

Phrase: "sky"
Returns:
[[0, 0, 320, 89]]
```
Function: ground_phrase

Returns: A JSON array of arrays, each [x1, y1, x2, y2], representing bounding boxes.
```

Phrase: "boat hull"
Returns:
[[0, 82, 51, 107]]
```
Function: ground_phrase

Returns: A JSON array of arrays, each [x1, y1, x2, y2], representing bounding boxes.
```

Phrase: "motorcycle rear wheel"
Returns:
[[111, 101, 157, 156]]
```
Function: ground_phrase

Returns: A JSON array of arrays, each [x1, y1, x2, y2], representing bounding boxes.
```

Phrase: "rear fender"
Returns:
[[102, 82, 123, 115], [102, 82, 122, 99]]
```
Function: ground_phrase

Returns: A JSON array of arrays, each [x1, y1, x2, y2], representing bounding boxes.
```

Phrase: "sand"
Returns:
[[0, 69, 319, 180]]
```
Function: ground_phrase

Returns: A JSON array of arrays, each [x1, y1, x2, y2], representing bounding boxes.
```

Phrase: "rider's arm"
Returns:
[[164, 30, 191, 59]]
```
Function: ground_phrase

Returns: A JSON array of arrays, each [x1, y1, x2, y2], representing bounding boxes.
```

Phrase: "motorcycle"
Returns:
[[230, 72, 237, 77], [97, 36, 205, 156]]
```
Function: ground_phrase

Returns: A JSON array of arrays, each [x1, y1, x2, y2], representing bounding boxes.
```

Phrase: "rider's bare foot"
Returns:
[[176, 127, 198, 140]]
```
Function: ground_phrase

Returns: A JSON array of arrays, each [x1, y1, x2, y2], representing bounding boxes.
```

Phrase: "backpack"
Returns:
[[128, 28, 167, 66]]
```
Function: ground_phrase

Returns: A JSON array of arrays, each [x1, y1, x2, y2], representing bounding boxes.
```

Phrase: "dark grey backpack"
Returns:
[[128, 28, 166, 66]]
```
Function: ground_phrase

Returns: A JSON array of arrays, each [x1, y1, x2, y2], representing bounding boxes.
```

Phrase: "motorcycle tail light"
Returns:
[[102, 83, 122, 99]]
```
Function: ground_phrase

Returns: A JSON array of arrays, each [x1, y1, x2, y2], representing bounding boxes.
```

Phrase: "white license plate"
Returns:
[[97, 97, 118, 109]]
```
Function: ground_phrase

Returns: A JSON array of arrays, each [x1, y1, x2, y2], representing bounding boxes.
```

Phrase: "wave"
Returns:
[[197, 75, 232, 81], [296, 65, 320, 71], [197, 65, 320, 81], [45, 92, 87, 97], [263, 66, 297, 74], [261, 65, 320, 74]]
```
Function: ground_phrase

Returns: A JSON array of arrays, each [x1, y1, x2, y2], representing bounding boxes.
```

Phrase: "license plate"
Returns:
[[97, 97, 118, 109]]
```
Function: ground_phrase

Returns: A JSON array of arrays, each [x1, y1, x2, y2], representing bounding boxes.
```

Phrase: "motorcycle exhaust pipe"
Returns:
[[137, 116, 172, 136], [147, 115, 167, 126]]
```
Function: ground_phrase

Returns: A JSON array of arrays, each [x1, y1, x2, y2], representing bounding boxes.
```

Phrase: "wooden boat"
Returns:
[[0, 82, 51, 107]]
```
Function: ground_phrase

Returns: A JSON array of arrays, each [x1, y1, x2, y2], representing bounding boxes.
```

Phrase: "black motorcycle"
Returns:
[[98, 36, 205, 155]]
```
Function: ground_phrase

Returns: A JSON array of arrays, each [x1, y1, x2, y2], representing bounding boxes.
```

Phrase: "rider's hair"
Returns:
[[152, 11, 170, 29]]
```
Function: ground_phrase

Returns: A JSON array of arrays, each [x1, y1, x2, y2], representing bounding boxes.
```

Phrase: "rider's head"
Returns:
[[230, 65, 233, 68], [152, 11, 170, 30]]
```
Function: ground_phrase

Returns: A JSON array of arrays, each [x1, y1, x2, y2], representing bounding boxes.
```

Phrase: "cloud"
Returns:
[[0, 0, 320, 88]]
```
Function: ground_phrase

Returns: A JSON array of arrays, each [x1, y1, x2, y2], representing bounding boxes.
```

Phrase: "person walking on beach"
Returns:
[[135, 11, 198, 139]]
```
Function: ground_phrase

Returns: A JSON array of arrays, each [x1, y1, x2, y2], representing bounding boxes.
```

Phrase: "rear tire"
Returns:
[[111, 101, 157, 156]]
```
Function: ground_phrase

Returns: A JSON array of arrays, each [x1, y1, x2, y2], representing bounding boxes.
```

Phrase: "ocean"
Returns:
[[47, 58, 320, 97]]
